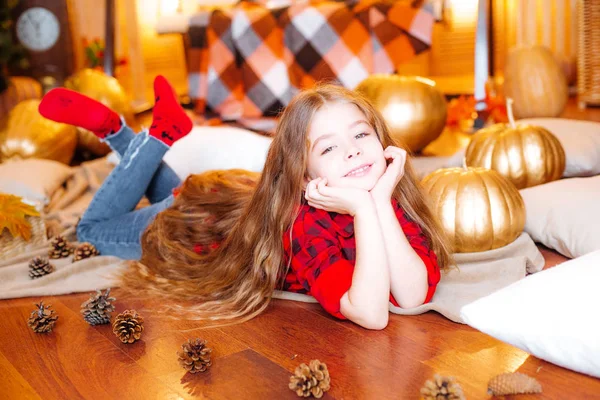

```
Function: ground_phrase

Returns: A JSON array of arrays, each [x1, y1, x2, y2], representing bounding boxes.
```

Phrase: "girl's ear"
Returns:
[[302, 176, 310, 190], [303, 169, 315, 190]]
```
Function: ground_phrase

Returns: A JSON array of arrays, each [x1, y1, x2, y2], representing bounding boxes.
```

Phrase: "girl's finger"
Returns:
[[317, 183, 335, 197], [316, 178, 327, 193], [308, 200, 326, 210], [309, 186, 325, 202], [386, 147, 404, 158], [305, 180, 317, 200]]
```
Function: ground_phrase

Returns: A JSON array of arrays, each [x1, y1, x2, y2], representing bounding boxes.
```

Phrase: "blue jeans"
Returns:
[[76, 123, 182, 260]]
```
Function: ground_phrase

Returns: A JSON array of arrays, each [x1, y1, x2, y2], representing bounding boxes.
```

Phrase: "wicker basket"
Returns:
[[0, 215, 48, 262], [577, 0, 600, 108]]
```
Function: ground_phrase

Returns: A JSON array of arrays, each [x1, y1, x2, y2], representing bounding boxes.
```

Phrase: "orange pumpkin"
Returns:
[[503, 45, 569, 118]]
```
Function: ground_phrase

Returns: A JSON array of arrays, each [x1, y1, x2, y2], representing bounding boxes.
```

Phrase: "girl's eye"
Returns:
[[321, 146, 334, 155], [355, 132, 369, 139]]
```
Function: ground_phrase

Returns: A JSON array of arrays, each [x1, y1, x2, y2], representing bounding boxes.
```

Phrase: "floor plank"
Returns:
[[0, 297, 187, 400], [159, 349, 302, 399], [217, 300, 441, 399], [58, 293, 250, 378], [561, 98, 600, 122], [0, 351, 41, 400], [538, 246, 568, 269]]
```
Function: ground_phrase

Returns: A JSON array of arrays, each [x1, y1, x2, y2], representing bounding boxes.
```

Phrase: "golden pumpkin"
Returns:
[[356, 75, 447, 153], [421, 167, 525, 253], [64, 68, 136, 156], [503, 45, 569, 118], [0, 100, 77, 164], [465, 99, 565, 189]]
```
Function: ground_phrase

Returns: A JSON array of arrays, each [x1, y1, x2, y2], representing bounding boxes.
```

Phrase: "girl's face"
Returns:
[[306, 102, 386, 191]]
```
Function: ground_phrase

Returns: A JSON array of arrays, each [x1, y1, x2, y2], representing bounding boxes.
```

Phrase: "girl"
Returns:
[[39, 77, 452, 330]]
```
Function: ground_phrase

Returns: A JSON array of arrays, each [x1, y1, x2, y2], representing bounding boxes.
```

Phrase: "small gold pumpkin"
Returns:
[[356, 75, 447, 153], [464, 99, 565, 189], [0, 99, 77, 164], [421, 167, 525, 253], [64, 68, 137, 156]]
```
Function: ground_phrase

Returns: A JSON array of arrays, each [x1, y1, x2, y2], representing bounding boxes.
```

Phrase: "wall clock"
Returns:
[[11, 1, 75, 82], [16, 7, 61, 52]]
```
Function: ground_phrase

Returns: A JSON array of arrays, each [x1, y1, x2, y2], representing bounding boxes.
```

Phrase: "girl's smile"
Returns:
[[344, 163, 373, 178]]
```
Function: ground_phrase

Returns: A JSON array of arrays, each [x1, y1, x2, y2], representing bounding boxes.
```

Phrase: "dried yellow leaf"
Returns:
[[0, 194, 40, 241]]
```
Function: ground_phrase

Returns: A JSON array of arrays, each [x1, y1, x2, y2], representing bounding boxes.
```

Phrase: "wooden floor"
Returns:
[[1, 248, 599, 399], [3, 100, 600, 399]]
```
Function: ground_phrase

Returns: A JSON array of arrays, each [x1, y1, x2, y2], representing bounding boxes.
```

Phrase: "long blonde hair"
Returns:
[[120, 84, 453, 325]]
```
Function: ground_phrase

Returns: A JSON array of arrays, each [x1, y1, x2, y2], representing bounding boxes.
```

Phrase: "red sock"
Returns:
[[38, 88, 121, 139], [149, 75, 192, 147]]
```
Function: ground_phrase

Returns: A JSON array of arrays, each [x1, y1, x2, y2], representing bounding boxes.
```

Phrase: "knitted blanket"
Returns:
[[0, 152, 545, 324]]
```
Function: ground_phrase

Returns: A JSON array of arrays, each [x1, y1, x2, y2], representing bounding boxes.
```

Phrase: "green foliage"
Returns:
[[84, 38, 104, 68], [0, 0, 30, 92]]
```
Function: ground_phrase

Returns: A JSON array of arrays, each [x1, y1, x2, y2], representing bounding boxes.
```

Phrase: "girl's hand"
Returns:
[[370, 146, 407, 204], [305, 178, 372, 216]]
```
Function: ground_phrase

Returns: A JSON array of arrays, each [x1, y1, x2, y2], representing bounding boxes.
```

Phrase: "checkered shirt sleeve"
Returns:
[[284, 207, 355, 319], [392, 201, 441, 305]]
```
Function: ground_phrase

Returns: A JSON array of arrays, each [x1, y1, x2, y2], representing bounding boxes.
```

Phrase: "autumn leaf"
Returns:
[[0, 194, 40, 241]]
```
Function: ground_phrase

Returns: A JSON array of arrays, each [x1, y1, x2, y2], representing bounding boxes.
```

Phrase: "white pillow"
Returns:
[[461, 249, 600, 379], [411, 150, 465, 179], [0, 158, 73, 204], [518, 118, 600, 178], [162, 126, 272, 180], [520, 175, 600, 258]]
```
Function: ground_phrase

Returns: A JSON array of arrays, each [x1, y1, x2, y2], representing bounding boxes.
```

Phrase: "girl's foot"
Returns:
[[149, 75, 193, 147], [39, 88, 121, 139]]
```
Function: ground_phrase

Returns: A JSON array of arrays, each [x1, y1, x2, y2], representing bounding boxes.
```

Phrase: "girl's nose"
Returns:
[[346, 146, 361, 159]]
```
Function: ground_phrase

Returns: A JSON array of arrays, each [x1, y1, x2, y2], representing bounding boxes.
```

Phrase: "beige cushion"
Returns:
[[520, 175, 600, 258], [518, 118, 600, 178], [0, 158, 73, 204]]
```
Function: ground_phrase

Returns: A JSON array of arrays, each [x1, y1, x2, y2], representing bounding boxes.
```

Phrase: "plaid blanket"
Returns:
[[187, 0, 434, 123]]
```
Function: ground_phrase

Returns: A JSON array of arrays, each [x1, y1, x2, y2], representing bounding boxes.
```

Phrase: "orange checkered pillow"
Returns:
[[187, 0, 434, 121]]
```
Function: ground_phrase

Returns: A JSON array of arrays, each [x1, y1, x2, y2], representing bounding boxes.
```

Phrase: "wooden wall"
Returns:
[[68, 0, 578, 101], [399, 0, 577, 93], [69, 0, 188, 112]]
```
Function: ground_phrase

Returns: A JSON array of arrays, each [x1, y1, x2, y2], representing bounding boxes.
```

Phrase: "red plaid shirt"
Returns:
[[282, 199, 440, 320]]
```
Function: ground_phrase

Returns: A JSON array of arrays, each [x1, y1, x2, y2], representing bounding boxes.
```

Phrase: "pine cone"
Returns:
[[421, 374, 465, 400], [112, 310, 144, 344], [28, 256, 55, 279], [80, 289, 116, 325], [48, 235, 73, 259], [487, 372, 542, 396], [27, 301, 58, 333], [289, 360, 331, 399], [73, 242, 100, 262], [177, 338, 212, 373]]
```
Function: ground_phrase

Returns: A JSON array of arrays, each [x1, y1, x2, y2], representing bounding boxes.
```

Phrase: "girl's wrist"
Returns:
[[351, 195, 376, 217], [371, 193, 392, 208]]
